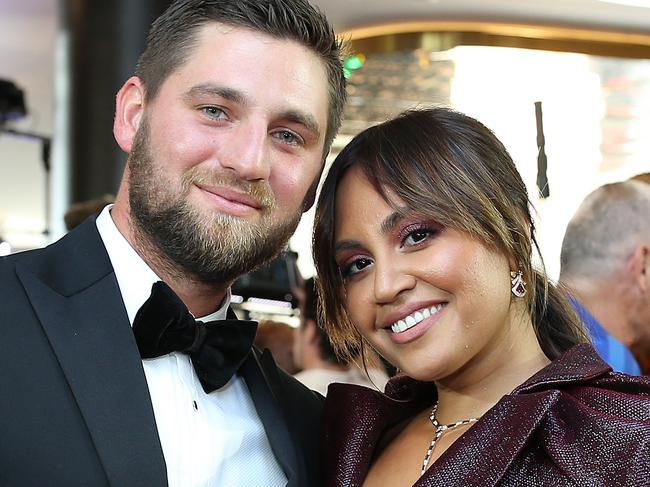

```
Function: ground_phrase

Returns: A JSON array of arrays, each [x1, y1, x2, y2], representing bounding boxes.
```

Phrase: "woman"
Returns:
[[312, 108, 650, 486]]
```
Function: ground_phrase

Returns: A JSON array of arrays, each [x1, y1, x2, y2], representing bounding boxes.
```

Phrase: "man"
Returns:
[[628, 171, 650, 372], [0, 0, 346, 485], [560, 180, 650, 375], [293, 278, 389, 396]]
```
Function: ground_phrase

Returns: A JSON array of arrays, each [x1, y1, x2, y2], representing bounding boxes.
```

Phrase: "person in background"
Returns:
[[64, 194, 116, 231], [629, 171, 650, 373], [560, 180, 650, 375], [312, 108, 650, 486], [0, 0, 346, 485], [293, 277, 389, 395], [255, 320, 300, 374]]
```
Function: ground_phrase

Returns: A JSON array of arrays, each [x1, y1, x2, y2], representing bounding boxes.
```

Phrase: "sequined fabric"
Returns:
[[322, 344, 650, 486]]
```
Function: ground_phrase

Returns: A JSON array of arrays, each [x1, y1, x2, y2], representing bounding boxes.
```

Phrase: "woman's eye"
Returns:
[[402, 228, 435, 247], [201, 106, 227, 120], [341, 257, 373, 279]]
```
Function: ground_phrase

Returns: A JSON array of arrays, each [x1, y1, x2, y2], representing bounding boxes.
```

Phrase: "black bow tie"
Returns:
[[132, 281, 258, 393]]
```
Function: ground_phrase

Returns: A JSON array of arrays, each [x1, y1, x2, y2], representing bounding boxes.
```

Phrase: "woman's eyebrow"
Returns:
[[380, 208, 410, 234], [333, 239, 361, 255]]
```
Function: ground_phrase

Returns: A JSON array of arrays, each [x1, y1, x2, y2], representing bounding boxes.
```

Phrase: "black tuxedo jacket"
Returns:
[[0, 218, 323, 487]]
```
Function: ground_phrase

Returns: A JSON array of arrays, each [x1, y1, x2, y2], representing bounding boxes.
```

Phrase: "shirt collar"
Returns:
[[95, 204, 231, 324]]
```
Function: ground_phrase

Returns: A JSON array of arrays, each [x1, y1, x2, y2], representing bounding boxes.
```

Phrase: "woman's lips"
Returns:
[[384, 302, 447, 345]]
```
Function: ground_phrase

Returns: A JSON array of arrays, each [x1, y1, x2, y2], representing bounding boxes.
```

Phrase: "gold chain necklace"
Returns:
[[420, 401, 480, 476]]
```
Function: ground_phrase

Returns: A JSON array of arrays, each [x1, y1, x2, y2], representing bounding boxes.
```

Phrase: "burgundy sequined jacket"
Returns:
[[322, 344, 650, 486]]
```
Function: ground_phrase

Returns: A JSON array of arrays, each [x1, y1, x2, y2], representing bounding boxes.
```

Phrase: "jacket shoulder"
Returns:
[[562, 371, 650, 422], [0, 218, 112, 297]]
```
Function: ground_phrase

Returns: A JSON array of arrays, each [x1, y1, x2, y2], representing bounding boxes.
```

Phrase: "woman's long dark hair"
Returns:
[[313, 107, 587, 363]]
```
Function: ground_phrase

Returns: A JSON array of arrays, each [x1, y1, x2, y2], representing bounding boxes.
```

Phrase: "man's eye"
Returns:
[[201, 106, 227, 120], [273, 130, 303, 146]]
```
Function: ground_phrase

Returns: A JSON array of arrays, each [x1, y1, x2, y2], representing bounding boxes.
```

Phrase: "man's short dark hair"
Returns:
[[136, 0, 346, 152]]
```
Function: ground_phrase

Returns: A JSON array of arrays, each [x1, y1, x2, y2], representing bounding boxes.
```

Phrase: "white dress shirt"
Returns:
[[96, 205, 287, 487]]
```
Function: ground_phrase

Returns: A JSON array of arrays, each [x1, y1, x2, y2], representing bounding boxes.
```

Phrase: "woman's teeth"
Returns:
[[390, 304, 444, 334]]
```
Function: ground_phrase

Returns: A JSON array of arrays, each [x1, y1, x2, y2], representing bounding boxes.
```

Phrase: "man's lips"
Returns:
[[196, 184, 262, 208], [195, 183, 263, 215]]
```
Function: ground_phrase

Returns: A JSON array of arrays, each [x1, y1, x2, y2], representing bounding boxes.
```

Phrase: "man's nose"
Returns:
[[219, 121, 271, 181]]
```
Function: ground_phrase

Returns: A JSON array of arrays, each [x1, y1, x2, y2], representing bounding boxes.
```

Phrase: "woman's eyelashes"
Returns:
[[398, 222, 442, 248], [339, 256, 373, 280]]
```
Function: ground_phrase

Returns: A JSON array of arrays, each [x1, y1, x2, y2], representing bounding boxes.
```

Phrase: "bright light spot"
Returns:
[[248, 297, 292, 309], [0, 241, 12, 256], [345, 54, 366, 71]]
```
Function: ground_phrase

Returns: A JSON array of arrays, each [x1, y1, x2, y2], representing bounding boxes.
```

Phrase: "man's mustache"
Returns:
[[183, 169, 276, 210]]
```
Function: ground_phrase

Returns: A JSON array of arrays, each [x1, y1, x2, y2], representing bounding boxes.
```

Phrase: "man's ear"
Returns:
[[639, 245, 650, 293], [113, 76, 146, 153], [632, 244, 649, 293]]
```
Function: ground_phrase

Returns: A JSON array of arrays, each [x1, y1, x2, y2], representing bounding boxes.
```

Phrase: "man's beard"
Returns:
[[127, 118, 303, 284]]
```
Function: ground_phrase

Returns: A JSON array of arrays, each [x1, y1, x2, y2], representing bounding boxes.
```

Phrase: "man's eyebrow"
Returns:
[[281, 109, 321, 140], [184, 84, 247, 106]]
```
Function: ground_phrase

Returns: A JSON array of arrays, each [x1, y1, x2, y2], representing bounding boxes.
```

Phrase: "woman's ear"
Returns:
[[113, 76, 146, 153]]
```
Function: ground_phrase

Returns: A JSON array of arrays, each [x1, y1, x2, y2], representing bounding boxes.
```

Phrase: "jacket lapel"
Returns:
[[239, 349, 302, 486], [418, 391, 558, 486], [418, 345, 613, 486], [16, 219, 167, 486]]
